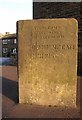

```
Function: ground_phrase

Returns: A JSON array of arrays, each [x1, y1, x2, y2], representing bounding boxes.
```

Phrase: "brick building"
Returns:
[[33, 2, 80, 19]]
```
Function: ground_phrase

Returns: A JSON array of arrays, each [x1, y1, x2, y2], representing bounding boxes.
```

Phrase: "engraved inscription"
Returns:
[[32, 26, 64, 39], [31, 42, 75, 50], [18, 19, 78, 107], [30, 25, 76, 59], [30, 42, 75, 59]]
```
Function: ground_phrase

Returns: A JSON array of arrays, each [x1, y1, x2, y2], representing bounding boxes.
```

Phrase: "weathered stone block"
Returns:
[[17, 19, 78, 107]]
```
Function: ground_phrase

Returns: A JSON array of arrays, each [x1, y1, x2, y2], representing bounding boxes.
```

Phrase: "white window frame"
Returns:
[[3, 48, 7, 53], [3, 39, 7, 44], [13, 48, 16, 53], [14, 39, 16, 44], [8, 39, 10, 42]]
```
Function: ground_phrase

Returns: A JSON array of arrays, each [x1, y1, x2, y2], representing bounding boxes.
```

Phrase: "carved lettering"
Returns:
[[32, 25, 64, 39], [31, 43, 75, 50]]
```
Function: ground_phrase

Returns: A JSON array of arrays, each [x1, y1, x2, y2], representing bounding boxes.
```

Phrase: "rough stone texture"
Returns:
[[17, 19, 78, 107]]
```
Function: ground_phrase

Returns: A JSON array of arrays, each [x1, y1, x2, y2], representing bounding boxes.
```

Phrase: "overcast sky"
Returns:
[[0, 0, 33, 34]]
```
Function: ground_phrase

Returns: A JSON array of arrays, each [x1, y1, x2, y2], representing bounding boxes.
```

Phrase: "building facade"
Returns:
[[1, 33, 17, 57], [33, 2, 80, 19]]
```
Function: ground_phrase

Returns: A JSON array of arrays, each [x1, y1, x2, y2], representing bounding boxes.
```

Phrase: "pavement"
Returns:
[[1, 66, 81, 119]]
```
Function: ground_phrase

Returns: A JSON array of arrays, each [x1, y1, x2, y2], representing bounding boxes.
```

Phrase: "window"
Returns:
[[13, 48, 16, 53], [3, 48, 7, 53], [3, 39, 7, 44], [8, 39, 10, 42], [14, 39, 16, 44]]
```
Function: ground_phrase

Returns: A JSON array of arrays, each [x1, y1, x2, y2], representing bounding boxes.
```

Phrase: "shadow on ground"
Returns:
[[2, 77, 18, 103]]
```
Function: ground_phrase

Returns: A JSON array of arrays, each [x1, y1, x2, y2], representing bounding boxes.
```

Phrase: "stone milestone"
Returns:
[[17, 19, 78, 107]]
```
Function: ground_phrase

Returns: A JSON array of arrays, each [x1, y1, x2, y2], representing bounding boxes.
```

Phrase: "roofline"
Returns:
[[2, 33, 16, 40]]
